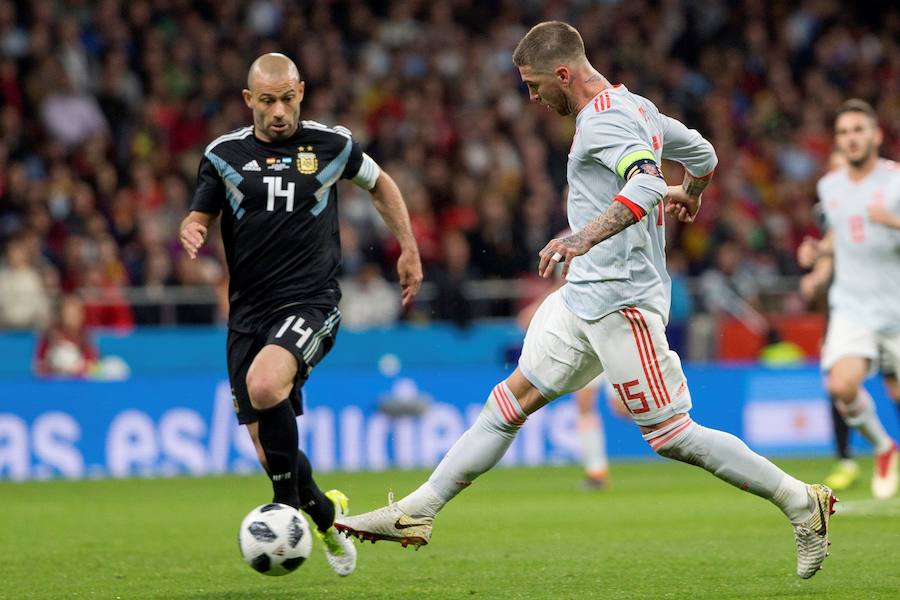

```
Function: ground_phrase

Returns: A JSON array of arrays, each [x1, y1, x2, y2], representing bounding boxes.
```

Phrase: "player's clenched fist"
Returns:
[[664, 185, 701, 223], [180, 221, 208, 259]]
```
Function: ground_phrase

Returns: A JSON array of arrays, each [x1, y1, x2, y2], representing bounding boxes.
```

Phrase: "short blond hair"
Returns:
[[512, 21, 586, 71]]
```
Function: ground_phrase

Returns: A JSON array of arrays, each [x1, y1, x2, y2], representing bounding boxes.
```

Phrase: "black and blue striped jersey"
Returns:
[[190, 121, 371, 332]]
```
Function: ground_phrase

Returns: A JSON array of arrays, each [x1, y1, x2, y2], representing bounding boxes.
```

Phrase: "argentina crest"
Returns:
[[296, 145, 318, 174]]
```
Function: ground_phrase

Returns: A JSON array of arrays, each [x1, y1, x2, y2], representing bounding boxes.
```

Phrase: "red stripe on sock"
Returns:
[[650, 418, 693, 450], [623, 308, 663, 409], [491, 387, 516, 424], [496, 384, 525, 425], [632, 308, 672, 406]]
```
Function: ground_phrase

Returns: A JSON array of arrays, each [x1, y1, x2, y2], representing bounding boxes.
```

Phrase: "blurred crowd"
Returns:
[[0, 0, 898, 334]]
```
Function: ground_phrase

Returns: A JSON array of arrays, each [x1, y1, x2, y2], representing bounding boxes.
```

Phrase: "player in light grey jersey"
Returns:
[[799, 100, 900, 499], [562, 83, 715, 322], [336, 21, 835, 579]]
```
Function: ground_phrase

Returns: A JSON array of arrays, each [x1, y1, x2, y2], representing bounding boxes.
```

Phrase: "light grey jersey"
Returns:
[[562, 84, 717, 322], [818, 159, 900, 333]]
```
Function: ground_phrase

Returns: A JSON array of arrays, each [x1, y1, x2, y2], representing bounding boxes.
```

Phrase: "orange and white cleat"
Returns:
[[871, 441, 899, 499]]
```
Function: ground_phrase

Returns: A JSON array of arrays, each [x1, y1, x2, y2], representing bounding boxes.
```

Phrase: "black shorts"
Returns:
[[227, 304, 341, 424]]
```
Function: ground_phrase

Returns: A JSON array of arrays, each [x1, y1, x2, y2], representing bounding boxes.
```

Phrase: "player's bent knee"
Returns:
[[246, 369, 291, 409], [505, 369, 550, 415], [825, 373, 857, 403]]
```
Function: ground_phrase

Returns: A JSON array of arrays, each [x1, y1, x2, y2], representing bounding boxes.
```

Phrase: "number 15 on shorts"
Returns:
[[611, 380, 650, 415], [275, 315, 313, 349]]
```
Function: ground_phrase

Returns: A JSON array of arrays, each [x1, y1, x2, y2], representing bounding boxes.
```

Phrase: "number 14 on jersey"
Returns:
[[264, 176, 296, 212]]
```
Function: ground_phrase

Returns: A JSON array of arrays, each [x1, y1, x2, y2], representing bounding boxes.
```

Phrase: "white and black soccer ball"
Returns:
[[238, 503, 312, 576]]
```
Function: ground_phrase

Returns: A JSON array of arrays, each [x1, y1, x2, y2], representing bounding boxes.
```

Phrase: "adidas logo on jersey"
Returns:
[[242, 160, 261, 172]]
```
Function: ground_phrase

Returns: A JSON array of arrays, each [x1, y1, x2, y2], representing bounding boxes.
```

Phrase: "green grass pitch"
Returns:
[[1, 457, 898, 599]]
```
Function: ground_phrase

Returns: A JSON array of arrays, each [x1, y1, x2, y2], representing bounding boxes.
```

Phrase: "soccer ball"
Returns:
[[238, 503, 312, 576]]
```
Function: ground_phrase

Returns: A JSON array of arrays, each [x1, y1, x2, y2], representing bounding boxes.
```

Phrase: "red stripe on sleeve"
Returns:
[[614, 195, 646, 220]]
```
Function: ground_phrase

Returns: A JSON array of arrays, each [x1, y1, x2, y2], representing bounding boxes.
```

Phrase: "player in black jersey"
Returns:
[[179, 53, 422, 576]]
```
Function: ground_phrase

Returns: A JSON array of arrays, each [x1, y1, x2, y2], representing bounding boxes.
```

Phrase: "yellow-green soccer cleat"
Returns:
[[823, 459, 859, 491], [334, 493, 433, 549], [314, 490, 357, 576], [793, 484, 837, 579]]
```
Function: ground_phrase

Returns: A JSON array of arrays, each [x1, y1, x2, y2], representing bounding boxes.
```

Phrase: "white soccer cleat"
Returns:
[[871, 441, 899, 499], [334, 496, 433, 548], [793, 483, 837, 579], [314, 490, 357, 576]]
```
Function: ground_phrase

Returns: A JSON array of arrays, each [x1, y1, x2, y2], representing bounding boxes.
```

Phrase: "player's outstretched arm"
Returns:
[[368, 170, 423, 306], [179, 211, 217, 260], [539, 153, 668, 278], [539, 201, 637, 278]]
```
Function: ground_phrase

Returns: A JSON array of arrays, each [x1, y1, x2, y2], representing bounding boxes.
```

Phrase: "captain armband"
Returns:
[[615, 149, 663, 181], [352, 152, 381, 190]]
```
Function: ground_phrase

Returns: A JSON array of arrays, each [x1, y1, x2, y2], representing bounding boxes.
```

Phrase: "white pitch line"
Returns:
[[833, 498, 900, 517]]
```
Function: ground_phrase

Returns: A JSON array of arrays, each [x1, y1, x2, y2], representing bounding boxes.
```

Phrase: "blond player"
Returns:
[[798, 99, 900, 499], [337, 22, 835, 579]]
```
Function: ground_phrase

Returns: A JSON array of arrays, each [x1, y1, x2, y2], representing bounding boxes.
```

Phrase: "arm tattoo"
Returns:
[[682, 173, 710, 198], [572, 201, 637, 247]]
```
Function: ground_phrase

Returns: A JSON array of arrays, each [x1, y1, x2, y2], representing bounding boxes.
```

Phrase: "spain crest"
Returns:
[[297, 146, 318, 174]]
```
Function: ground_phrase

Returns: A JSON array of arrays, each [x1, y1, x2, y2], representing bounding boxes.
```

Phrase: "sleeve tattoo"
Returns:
[[566, 201, 637, 248], [682, 172, 711, 198]]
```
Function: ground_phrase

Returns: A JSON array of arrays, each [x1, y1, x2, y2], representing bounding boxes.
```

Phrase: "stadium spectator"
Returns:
[[667, 249, 694, 356], [39, 62, 109, 149], [34, 293, 98, 377], [700, 240, 765, 321], [0, 233, 51, 329], [429, 229, 480, 327], [0, 1, 896, 328], [339, 262, 402, 331]]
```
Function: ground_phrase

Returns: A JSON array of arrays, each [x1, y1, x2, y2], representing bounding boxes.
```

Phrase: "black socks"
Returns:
[[296, 450, 335, 532], [257, 399, 301, 508], [831, 397, 851, 460], [256, 398, 335, 530]]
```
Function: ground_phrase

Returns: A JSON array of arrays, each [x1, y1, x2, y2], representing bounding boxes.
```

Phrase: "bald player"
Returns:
[[179, 53, 423, 576]]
